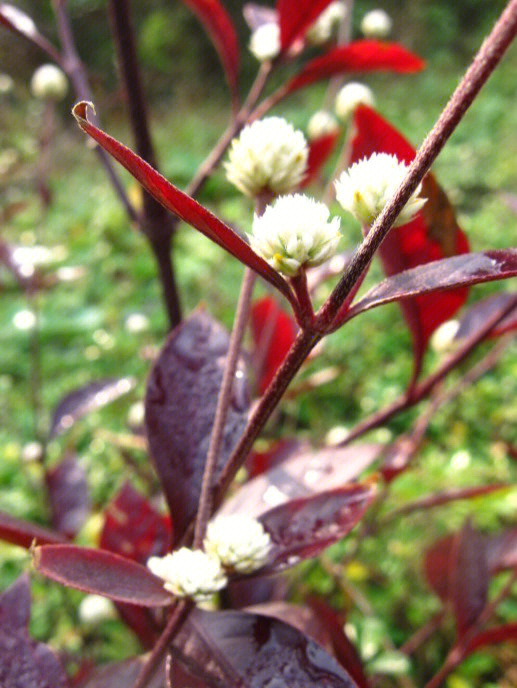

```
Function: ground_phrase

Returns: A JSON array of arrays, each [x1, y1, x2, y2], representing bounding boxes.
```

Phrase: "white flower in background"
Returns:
[[306, 1, 346, 45], [78, 595, 116, 624], [127, 400, 145, 428], [225, 117, 308, 198], [249, 22, 281, 62], [125, 312, 149, 333], [147, 548, 227, 603], [0, 73, 14, 95], [335, 82, 375, 120], [204, 515, 272, 574], [21, 441, 43, 463], [360, 9, 393, 38], [335, 153, 426, 227], [30, 64, 68, 101], [13, 309, 37, 330], [250, 194, 341, 276], [307, 110, 340, 140], [430, 319, 460, 353]]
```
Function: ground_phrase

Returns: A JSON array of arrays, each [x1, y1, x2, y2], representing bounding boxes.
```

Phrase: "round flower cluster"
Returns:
[[30, 64, 68, 101], [249, 22, 280, 62], [225, 117, 308, 198], [306, 1, 346, 45], [360, 9, 392, 38], [335, 153, 426, 227], [307, 110, 339, 140], [250, 194, 342, 277], [335, 82, 375, 121], [204, 515, 272, 574]]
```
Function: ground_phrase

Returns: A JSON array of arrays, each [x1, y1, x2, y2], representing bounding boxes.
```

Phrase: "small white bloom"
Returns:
[[30, 64, 68, 101], [430, 319, 460, 353], [127, 400, 145, 428], [1, 4, 37, 36], [204, 515, 271, 574], [360, 9, 393, 38], [250, 194, 341, 277], [0, 73, 14, 95], [147, 548, 227, 603], [306, 1, 346, 45], [13, 309, 37, 330], [335, 82, 375, 121], [125, 313, 149, 333], [249, 22, 281, 62], [225, 117, 308, 198], [335, 153, 426, 227], [307, 110, 340, 140], [78, 595, 116, 624], [21, 441, 43, 463]]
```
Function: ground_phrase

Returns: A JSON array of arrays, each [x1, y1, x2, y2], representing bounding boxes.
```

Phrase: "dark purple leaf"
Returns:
[[0, 575, 69, 688], [346, 251, 517, 321], [46, 456, 90, 538], [222, 444, 382, 518], [485, 527, 517, 574], [145, 309, 249, 543], [72, 103, 296, 308], [243, 3, 277, 31], [226, 573, 289, 610], [455, 292, 517, 341], [0, 3, 61, 62], [49, 377, 135, 439], [33, 545, 172, 606], [276, 0, 334, 51], [171, 608, 358, 687], [0, 510, 66, 549], [259, 484, 376, 572], [79, 657, 166, 688]]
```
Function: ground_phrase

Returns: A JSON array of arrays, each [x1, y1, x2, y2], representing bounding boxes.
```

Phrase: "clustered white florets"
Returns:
[[30, 64, 68, 101], [360, 9, 393, 38], [225, 117, 308, 197], [249, 22, 281, 62], [250, 194, 341, 277], [335, 153, 426, 227], [307, 110, 339, 140], [204, 515, 272, 574], [306, 1, 346, 45], [335, 82, 375, 120]]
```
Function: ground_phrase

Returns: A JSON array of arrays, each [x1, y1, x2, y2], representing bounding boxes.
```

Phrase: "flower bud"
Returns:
[[147, 548, 227, 604], [250, 193, 341, 276], [335, 82, 375, 121], [225, 117, 308, 198], [249, 22, 281, 62], [0, 73, 14, 95], [306, 1, 346, 45], [78, 595, 116, 624], [430, 319, 460, 353], [30, 64, 68, 101], [307, 110, 340, 140], [204, 515, 271, 574], [360, 9, 392, 38], [335, 153, 426, 227]]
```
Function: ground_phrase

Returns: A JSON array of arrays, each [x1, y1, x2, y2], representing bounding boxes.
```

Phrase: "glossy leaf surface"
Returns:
[[350, 105, 470, 374], [171, 608, 358, 686], [181, 0, 240, 105], [302, 132, 340, 188], [276, 0, 334, 51], [46, 456, 90, 538], [49, 377, 135, 439], [72, 103, 295, 307], [145, 309, 250, 543], [455, 292, 517, 340], [287, 41, 424, 93], [0, 510, 66, 549], [33, 545, 172, 606]]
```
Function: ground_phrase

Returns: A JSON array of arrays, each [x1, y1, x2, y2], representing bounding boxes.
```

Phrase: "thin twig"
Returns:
[[400, 611, 446, 656]]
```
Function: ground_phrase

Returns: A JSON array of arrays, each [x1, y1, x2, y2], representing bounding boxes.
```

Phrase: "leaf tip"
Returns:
[[72, 100, 95, 124]]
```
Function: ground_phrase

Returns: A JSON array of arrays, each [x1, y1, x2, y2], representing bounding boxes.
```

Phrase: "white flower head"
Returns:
[[250, 193, 341, 276], [430, 319, 460, 353], [307, 110, 339, 140], [0, 73, 14, 95], [361, 9, 393, 38], [147, 548, 227, 604], [78, 594, 116, 624], [125, 312, 149, 333], [225, 117, 308, 198], [335, 153, 426, 227], [335, 82, 375, 121], [306, 1, 346, 45], [30, 64, 68, 101], [13, 309, 36, 330], [249, 22, 281, 62], [204, 515, 272, 574]]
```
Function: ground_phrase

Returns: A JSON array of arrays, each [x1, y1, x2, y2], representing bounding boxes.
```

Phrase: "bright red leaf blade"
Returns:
[[276, 0, 334, 51], [455, 292, 517, 340], [0, 510, 66, 549], [33, 545, 172, 606], [302, 131, 340, 188], [181, 0, 240, 107], [72, 102, 295, 308], [286, 41, 425, 93], [46, 456, 90, 538]]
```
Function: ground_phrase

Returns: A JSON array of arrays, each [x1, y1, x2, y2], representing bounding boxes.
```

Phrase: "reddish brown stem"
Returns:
[[290, 269, 315, 328], [400, 611, 446, 656]]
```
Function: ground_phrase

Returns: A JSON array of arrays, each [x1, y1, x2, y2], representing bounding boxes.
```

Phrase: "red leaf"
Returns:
[[346, 251, 517, 320], [0, 574, 31, 631], [301, 131, 340, 188], [145, 309, 250, 544], [287, 41, 425, 93], [46, 456, 90, 538], [424, 535, 454, 602], [455, 292, 517, 340], [251, 296, 298, 394], [33, 545, 172, 606], [464, 623, 517, 656], [181, 0, 240, 107], [100, 482, 171, 564], [0, 3, 60, 62], [276, 0, 335, 52], [0, 510, 66, 549], [485, 527, 517, 574], [72, 103, 295, 309], [260, 483, 376, 572], [245, 439, 300, 479], [79, 657, 166, 688], [350, 105, 471, 376]]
